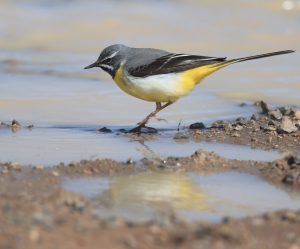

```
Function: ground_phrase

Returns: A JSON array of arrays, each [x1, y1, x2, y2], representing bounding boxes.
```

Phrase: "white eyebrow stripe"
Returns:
[[102, 50, 120, 61]]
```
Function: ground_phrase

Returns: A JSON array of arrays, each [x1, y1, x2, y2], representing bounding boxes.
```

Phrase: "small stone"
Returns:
[[282, 174, 294, 185], [68, 161, 77, 167], [251, 114, 259, 121], [286, 153, 300, 166], [269, 109, 283, 120], [211, 121, 225, 129], [231, 132, 240, 137], [173, 132, 189, 140], [266, 126, 276, 131], [97, 127, 112, 133], [278, 116, 297, 133], [234, 125, 243, 131], [251, 217, 265, 226], [11, 119, 21, 127], [51, 171, 59, 177], [294, 111, 300, 120], [189, 122, 206, 130], [33, 164, 44, 170], [259, 101, 270, 114], [29, 228, 40, 242], [260, 124, 268, 131], [8, 162, 21, 170], [236, 117, 247, 125], [282, 211, 298, 222], [279, 106, 293, 116], [126, 158, 134, 164], [268, 119, 277, 126]]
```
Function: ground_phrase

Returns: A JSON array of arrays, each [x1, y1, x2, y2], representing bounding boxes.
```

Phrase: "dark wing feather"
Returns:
[[128, 53, 227, 77]]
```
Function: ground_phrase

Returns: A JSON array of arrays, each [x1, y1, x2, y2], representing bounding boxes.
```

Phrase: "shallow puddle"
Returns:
[[0, 127, 281, 165], [62, 171, 300, 222]]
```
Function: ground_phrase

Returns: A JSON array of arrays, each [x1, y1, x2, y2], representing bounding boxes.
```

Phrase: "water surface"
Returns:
[[62, 171, 300, 222]]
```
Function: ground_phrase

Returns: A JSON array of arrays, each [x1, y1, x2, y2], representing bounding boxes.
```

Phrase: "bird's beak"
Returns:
[[84, 61, 98, 69]]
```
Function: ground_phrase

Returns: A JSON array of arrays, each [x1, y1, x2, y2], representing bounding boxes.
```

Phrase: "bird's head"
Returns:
[[84, 44, 126, 77]]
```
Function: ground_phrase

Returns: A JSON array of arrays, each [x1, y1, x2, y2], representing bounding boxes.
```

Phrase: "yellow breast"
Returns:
[[113, 66, 134, 97]]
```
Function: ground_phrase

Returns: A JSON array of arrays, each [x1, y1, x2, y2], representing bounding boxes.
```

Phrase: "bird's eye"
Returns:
[[103, 58, 112, 64]]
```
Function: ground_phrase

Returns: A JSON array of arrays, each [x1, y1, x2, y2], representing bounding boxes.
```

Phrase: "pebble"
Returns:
[[231, 132, 240, 137], [234, 125, 243, 131], [236, 117, 247, 125], [258, 101, 270, 114], [269, 109, 283, 120], [278, 116, 298, 133], [175, 162, 182, 167], [51, 171, 59, 177], [251, 114, 259, 121], [189, 122, 206, 130], [281, 211, 298, 222], [173, 132, 189, 140], [286, 153, 300, 166], [11, 119, 21, 127], [251, 217, 265, 227], [33, 164, 44, 170], [295, 111, 300, 120], [97, 127, 112, 133], [29, 228, 40, 242], [282, 174, 294, 185], [126, 158, 134, 164]]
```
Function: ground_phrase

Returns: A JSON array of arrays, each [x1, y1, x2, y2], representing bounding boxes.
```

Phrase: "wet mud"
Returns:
[[1, 103, 300, 248]]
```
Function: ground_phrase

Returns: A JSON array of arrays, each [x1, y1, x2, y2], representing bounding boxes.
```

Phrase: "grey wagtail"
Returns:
[[84, 44, 294, 132]]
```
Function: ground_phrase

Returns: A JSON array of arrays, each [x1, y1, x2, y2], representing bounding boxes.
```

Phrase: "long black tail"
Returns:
[[214, 50, 295, 68], [234, 50, 295, 63]]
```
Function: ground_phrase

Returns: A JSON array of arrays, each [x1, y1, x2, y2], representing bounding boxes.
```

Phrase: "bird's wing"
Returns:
[[128, 53, 227, 77]]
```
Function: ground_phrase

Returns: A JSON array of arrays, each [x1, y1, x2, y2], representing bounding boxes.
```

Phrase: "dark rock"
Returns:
[[258, 101, 270, 114], [279, 107, 292, 116], [11, 119, 21, 126], [97, 127, 112, 133], [189, 122, 206, 130], [282, 174, 294, 185], [236, 117, 247, 125], [251, 114, 259, 121], [268, 119, 277, 126], [286, 153, 300, 166]]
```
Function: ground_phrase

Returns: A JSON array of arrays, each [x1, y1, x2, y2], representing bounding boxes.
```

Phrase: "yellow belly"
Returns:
[[178, 63, 223, 94], [113, 63, 223, 102]]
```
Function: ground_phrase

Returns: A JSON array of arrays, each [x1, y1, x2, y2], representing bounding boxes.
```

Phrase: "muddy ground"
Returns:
[[0, 101, 300, 249]]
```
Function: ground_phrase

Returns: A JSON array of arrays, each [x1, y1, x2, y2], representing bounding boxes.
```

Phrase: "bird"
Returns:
[[84, 44, 294, 132]]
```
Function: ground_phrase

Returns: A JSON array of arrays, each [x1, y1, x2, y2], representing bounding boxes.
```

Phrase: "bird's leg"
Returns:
[[130, 102, 173, 132]]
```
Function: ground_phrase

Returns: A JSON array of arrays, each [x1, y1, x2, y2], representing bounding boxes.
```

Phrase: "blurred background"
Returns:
[[0, 0, 299, 126]]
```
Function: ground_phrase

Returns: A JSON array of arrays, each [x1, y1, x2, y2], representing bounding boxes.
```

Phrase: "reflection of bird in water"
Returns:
[[100, 171, 206, 211]]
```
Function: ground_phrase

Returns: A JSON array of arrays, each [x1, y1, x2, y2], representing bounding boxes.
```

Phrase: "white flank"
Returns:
[[123, 72, 185, 102]]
